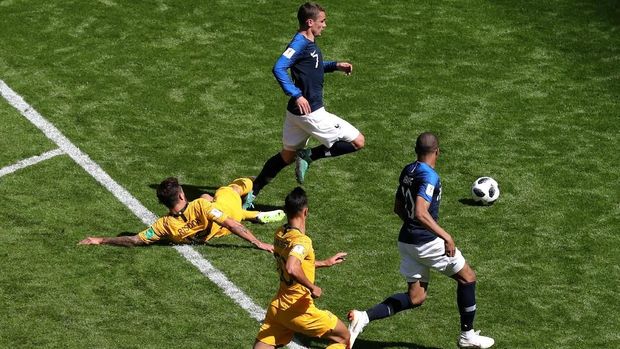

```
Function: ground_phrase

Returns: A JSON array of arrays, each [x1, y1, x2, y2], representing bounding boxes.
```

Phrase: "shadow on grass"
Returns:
[[197, 242, 255, 250], [114, 233, 262, 249], [459, 198, 483, 206], [147, 183, 218, 201], [148, 183, 282, 211], [352, 339, 442, 349], [293, 334, 440, 349], [117, 231, 137, 237]]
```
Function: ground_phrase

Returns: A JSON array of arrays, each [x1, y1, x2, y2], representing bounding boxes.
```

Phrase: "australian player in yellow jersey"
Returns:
[[79, 177, 283, 252], [254, 187, 350, 349]]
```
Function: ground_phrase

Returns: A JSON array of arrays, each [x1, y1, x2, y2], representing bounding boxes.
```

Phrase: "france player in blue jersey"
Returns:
[[245, 2, 365, 209], [348, 133, 495, 349]]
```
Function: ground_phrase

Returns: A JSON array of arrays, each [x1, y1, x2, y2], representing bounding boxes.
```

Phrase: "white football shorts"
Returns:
[[398, 238, 466, 283], [282, 107, 360, 151]]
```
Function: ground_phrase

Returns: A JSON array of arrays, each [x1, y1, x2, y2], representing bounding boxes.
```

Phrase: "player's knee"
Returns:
[[252, 339, 273, 349], [461, 264, 476, 283], [456, 264, 477, 284], [352, 133, 365, 149], [200, 193, 214, 201], [280, 149, 297, 164]]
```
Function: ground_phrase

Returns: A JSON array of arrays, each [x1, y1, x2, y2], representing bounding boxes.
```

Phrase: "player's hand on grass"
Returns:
[[295, 96, 311, 115], [310, 285, 322, 299], [78, 237, 103, 245], [336, 62, 353, 75]]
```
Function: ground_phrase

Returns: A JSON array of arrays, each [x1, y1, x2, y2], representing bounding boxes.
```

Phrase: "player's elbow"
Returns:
[[414, 208, 427, 222], [285, 262, 299, 277], [128, 235, 148, 247], [272, 65, 285, 79], [285, 267, 298, 278]]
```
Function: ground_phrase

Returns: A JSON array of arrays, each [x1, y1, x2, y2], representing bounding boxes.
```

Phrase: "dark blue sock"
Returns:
[[253, 153, 288, 195], [457, 282, 476, 332], [366, 293, 415, 321], [310, 141, 357, 160]]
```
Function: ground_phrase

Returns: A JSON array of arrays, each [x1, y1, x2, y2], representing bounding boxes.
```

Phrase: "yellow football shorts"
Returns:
[[256, 302, 338, 346], [206, 178, 258, 240]]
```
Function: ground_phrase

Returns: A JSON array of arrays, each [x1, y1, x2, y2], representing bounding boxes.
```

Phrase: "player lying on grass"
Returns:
[[79, 177, 283, 252], [253, 187, 350, 349]]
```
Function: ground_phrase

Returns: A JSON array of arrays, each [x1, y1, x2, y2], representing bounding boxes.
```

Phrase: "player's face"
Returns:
[[309, 11, 327, 36]]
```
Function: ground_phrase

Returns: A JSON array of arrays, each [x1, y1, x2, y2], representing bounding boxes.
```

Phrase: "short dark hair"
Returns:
[[298, 2, 324, 28], [415, 132, 439, 155], [157, 177, 182, 208], [284, 186, 308, 217]]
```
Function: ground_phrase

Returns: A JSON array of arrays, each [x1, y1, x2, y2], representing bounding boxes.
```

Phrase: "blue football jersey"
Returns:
[[273, 33, 337, 115], [396, 161, 442, 244]]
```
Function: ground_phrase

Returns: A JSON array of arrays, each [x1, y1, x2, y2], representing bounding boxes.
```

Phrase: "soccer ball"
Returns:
[[471, 177, 500, 205]]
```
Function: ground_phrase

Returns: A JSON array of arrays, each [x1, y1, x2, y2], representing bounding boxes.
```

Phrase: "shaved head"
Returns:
[[415, 132, 439, 156]]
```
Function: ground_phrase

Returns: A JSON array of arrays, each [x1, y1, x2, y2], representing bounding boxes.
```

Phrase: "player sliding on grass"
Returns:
[[79, 177, 283, 252], [253, 187, 350, 349], [347, 133, 495, 348], [245, 2, 365, 209]]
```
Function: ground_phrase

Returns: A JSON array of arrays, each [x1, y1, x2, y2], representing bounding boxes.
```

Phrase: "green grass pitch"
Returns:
[[1, 1, 618, 348]]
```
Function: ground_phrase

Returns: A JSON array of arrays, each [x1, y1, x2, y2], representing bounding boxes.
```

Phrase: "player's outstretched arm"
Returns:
[[315, 252, 347, 268], [78, 234, 148, 247], [221, 217, 274, 253]]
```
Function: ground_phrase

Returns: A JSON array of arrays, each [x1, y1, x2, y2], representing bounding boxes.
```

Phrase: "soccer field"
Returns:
[[1, 1, 618, 348]]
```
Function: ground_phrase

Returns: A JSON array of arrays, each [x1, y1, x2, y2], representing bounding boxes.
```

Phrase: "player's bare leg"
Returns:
[[320, 319, 350, 349], [252, 339, 275, 349], [351, 133, 365, 149]]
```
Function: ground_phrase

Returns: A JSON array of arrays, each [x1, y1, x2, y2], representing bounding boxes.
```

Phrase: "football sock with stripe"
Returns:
[[366, 293, 415, 321], [457, 281, 477, 332], [253, 153, 288, 196], [310, 141, 357, 160]]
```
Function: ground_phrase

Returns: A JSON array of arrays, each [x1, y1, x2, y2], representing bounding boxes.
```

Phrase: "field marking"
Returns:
[[0, 148, 64, 178], [0, 80, 306, 349]]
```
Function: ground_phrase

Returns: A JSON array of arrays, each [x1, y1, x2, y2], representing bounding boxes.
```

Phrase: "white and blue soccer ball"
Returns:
[[471, 177, 500, 205]]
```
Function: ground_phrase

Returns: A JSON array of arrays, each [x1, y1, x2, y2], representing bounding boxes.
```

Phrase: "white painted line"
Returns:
[[0, 148, 64, 178], [174, 245, 266, 320], [0, 81, 157, 225], [0, 80, 307, 349]]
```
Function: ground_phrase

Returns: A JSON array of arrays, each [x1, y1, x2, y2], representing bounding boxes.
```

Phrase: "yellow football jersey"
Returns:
[[137, 198, 230, 244], [270, 225, 315, 310]]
